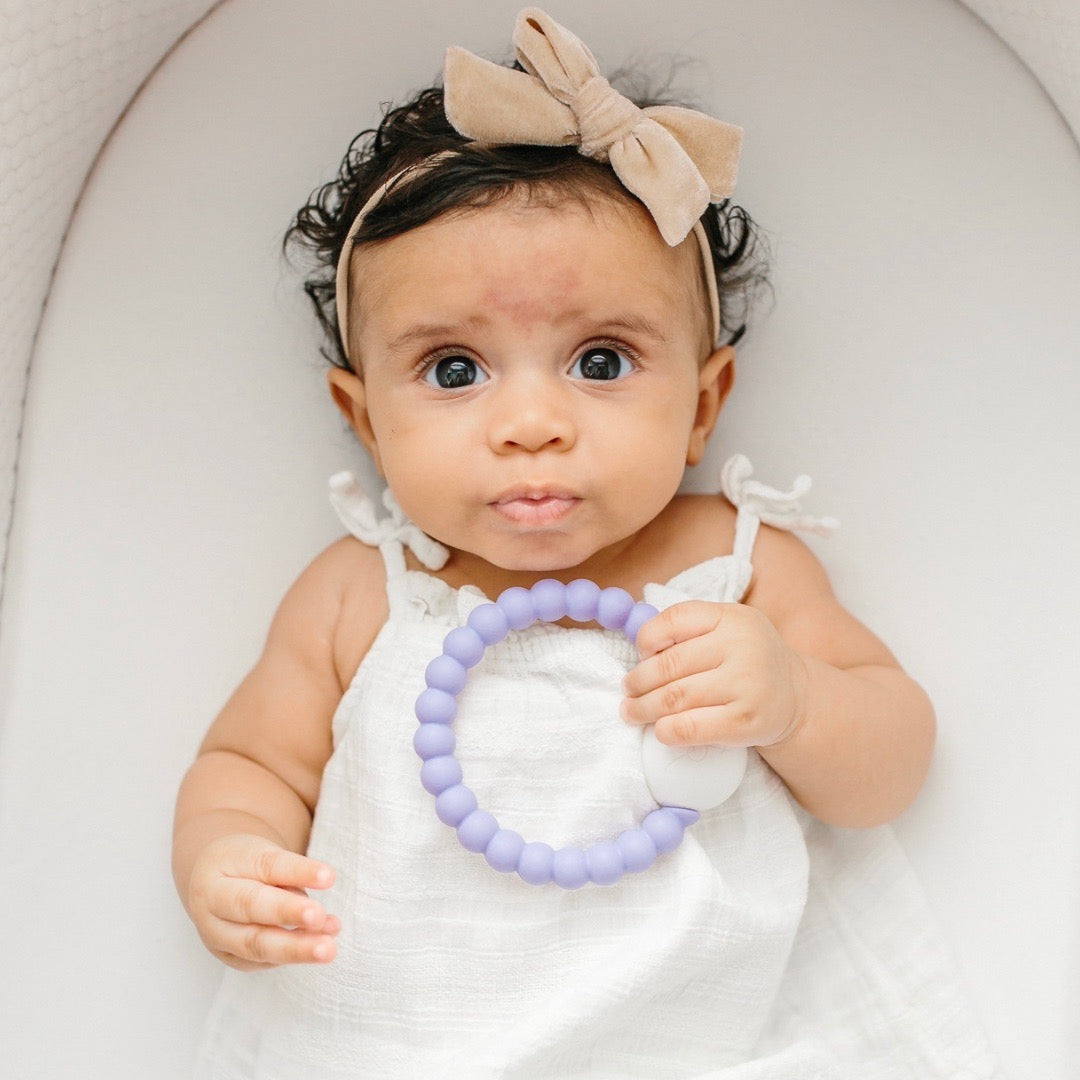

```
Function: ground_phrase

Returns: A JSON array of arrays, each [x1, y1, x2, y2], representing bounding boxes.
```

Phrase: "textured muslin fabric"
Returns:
[[194, 461, 1001, 1079]]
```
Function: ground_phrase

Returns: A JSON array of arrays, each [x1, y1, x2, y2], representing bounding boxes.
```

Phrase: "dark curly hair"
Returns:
[[285, 78, 770, 372]]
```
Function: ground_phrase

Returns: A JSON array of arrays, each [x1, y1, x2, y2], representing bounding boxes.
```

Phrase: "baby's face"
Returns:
[[331, 196, 732, 576]]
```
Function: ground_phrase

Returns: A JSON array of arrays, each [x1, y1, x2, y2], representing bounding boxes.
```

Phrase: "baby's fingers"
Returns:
[[633, 601, 728, 661], [650, 703, 752, 748], [213, 918, 337, 969], [213, 879, 336, 935], [622, 669, 733, 736], [623, 633, 725, 703], [224, 838, 335, 892]]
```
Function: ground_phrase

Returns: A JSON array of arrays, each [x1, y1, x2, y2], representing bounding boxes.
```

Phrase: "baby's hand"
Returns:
[[621, 601, 808, 749], [186, 834, 340, 971]]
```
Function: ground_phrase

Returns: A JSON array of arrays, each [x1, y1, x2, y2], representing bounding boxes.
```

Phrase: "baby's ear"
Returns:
[[327, 368, 383, 474], [687, 345, 735, 466]]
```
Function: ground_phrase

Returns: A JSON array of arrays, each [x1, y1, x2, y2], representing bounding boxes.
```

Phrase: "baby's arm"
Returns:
[[622, 526, 935, 828], [172, 539, 383, 970]]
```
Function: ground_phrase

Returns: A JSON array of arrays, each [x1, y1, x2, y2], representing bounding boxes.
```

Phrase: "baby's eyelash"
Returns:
[[415, 348, 490, 391], [572, 339, 643, 374], [569, 339, 641, 383], [412, 347, 479, 376], [580, 337, 641, 362]]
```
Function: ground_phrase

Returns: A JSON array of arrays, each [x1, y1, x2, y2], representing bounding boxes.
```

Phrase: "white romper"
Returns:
[[194, 457, 1001, 1080]]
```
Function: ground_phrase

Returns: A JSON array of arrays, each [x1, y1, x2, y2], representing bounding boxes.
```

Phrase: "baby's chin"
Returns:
[[455, 534, 640, 584], [472, 550, 593, 577], [430, 533, 601, 581]]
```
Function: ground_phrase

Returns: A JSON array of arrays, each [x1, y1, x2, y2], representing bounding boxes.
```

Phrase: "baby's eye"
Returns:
[[424, 355, 487, 389], [570, 347, 634, 381]]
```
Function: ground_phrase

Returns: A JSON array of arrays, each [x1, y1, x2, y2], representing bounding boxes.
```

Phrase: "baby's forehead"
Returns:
[[352, 195, 711, 347]]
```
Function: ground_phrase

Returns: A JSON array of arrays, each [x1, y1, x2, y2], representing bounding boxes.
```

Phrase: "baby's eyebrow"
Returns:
[[385, 317, 488, 354], [591, 314, 671, 344]]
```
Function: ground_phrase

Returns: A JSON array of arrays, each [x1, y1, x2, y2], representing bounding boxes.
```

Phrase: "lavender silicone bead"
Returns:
[[551, 847, 590, 890], [457, 810, 499, 853], [485, 828, 526, 873], [616, 828, 658, 874], [435, 784, 477, 826], [420, 754, 463, 796], [642, 807, 685, 854], [667, 807, 701, 827], [565, 578, 602, 621], [413, 722, 456, 760], [415, 687, 457, 725], [596, 587, 634, 630], [442, 626, 486, 668], [517, 842, 555, 885], [424, 654, 468, 695], [497, 586, 537, 631], [466, 602, 510, 645], [585, 841, 625, 885], [530, 578, 567, 621], [623, 601, 660, 645]]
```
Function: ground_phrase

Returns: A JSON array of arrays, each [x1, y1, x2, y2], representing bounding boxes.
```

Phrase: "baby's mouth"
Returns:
[[491, 490, 580, 526]]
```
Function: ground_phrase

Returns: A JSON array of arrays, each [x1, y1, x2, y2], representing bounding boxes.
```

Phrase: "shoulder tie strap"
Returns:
[[720, 454, 839, 564], [328, 472, 450, 571]]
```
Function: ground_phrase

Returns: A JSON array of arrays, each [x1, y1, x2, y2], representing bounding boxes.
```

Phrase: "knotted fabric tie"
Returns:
[[720, 455, 839, 537], [329, 472, 450, 571], [443, 8, 743, 247]]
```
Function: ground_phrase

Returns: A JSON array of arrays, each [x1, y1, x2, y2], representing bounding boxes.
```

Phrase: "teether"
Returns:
[[414, 578, 743, 887]]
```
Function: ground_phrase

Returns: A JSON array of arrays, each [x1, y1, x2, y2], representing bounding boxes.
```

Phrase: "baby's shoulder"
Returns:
[[741, 517, 834, 616], [289, 536, 390, 690], [292, 534, 387, 601], [665, 492, 832, 604]]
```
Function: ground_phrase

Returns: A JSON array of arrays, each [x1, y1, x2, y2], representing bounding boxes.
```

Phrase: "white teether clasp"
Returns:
[[641, 727, 747, 812]]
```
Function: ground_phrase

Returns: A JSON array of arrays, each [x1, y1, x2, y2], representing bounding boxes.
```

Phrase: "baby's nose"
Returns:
[[487, 376, 576, 453]]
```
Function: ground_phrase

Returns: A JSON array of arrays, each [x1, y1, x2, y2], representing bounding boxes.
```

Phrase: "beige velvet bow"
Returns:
[[443, 8, 742, 247]]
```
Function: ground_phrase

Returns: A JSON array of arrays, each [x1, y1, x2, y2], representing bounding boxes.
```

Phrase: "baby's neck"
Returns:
[[415, 537, 646, 600]]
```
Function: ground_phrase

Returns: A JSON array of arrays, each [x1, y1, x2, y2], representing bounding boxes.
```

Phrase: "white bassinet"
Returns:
[[1, 2, 1078, 1078]]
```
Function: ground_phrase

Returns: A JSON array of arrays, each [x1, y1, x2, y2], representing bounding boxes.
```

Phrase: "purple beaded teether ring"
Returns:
[[413, 578, 700, 888]]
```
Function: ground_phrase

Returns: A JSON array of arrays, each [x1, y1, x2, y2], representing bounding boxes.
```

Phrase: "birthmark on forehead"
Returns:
[[481, 265, 583, 329]]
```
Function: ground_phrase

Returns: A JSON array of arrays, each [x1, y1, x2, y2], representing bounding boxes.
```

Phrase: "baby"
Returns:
[[174, 9, 999, 1077]]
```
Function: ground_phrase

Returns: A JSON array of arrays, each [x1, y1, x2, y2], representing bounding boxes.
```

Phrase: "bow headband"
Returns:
[[335, 7, 743, 363]]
